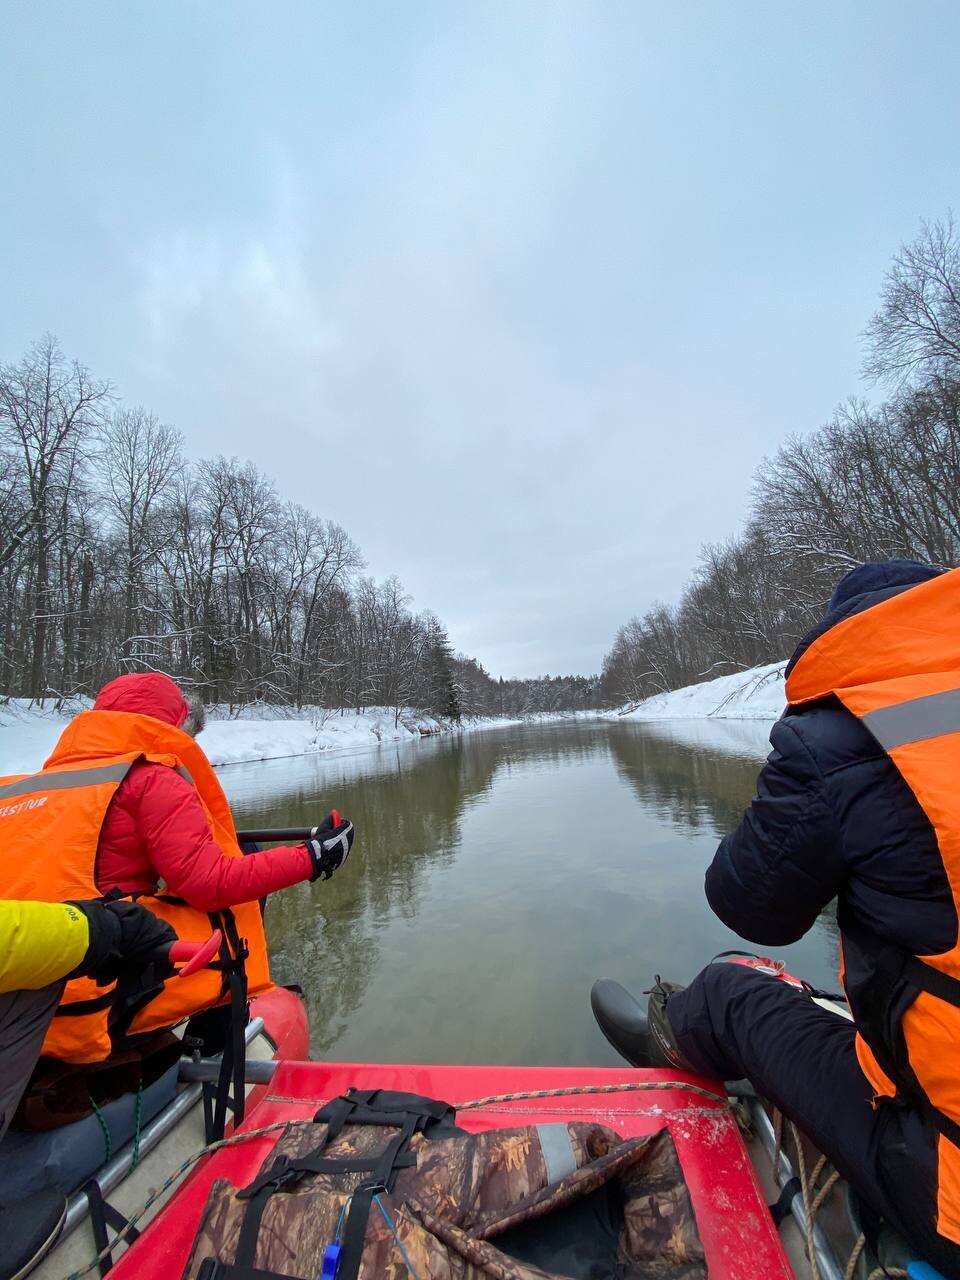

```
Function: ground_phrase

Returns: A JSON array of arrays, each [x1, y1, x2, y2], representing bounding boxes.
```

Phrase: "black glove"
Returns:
[[306, 811, 355, 881], [69, 899, 178, 984]]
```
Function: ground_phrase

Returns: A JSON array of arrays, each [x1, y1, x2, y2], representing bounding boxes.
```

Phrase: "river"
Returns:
[[222, 718, 839, 1065]]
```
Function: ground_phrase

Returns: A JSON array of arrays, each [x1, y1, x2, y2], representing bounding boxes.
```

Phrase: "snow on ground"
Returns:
[[0, 663, 789, 778], [0, 699, 83, 776], [620, 716, 775, 761], [607, 660, 787, 723], [0, 699, 586, 776]]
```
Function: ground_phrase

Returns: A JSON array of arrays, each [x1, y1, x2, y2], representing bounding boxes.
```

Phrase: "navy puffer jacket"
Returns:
[[705, 560, 957, 955]]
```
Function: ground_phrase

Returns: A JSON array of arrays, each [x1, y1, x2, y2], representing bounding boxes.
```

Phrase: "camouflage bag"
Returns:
[[187, 1088, 706, 1280]]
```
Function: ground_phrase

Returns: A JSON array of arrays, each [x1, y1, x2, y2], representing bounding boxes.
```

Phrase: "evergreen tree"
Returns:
[[425, 618, 461, 721]]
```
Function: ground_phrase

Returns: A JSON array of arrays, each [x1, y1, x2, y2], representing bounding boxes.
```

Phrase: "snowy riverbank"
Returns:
[[607, 660, 786, 723], [0, 700, 586, 776]]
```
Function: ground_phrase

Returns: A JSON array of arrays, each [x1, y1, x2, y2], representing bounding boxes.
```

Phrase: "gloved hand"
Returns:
[[306, 811, 355, 881], [68, 899, 178, 984]]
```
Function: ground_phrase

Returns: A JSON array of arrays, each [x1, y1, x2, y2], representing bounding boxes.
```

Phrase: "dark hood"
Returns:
[[785, 560, 947, 679]]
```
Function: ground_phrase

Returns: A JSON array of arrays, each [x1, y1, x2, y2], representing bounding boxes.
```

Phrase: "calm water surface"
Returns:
[[221, 719, 839, 1065]]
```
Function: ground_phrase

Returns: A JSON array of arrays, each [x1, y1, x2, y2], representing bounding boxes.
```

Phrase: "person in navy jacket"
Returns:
[[593, 559, 960, 1278]]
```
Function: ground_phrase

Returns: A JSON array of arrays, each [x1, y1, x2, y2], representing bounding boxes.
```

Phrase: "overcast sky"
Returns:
[[2, 3, 958, 676]]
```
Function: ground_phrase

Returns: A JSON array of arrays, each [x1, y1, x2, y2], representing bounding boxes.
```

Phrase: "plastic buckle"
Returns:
[[320, 1243, 341, 1278]]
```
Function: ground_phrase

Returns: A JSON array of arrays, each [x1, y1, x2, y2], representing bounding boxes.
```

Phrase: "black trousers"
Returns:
[[668, 963, 960, 1280], [0, 982, 63, 1141]]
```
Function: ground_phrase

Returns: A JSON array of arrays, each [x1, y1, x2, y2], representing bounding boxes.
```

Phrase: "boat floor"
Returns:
[[747, 1131, 811, 1277], [110, 1060, 795, 1280]]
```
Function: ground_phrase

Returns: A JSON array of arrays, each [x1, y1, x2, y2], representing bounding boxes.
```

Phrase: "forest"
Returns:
[[6, 218, 956, 719], [0, 341, 597, 718], [602, 216, 960, 705]]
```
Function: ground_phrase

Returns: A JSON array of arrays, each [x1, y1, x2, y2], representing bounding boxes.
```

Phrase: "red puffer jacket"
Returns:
[[93, 674, 313, 911]]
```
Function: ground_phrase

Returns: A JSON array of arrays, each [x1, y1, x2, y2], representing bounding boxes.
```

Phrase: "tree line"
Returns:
[[0, 337, 600, 719], [451, 656, 599, 717], [602, 215, 960, 706]]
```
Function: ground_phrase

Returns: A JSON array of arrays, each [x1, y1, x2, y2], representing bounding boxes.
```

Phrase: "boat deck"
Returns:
[[110, 1060, 794, 1280]]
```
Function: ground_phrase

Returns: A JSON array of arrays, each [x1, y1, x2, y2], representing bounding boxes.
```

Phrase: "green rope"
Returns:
[[88, 1094, 112, 1165], [130, 1083, 144, 1170], [64, 1121, 289, 1280]]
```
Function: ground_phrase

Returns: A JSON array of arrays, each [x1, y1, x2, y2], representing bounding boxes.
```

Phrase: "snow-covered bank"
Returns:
[[607, 661, 786, 723], [0, 700, 592, 776], [197, 708, 556, 768]]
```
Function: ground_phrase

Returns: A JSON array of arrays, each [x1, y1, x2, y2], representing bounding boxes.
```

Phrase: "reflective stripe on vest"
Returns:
[[0, 763, 132, 802], [861, 686, 960, 751]]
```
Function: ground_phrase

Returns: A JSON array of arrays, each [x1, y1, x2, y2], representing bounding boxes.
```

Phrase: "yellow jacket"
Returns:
[[0, 900, 89, 994]]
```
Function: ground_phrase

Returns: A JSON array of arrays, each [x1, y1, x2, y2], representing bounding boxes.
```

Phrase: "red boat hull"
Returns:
[[241, 985, 310, 1115], [113, 1053, 791, 1280]]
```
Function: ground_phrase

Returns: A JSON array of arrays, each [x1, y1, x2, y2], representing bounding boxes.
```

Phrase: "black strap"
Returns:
[[313, 1088, 455, 1130], [83, 1181, 140, 1277], [842, 917, 960, 1149], [55, 991, 117, 1017], [234, 1185, 275, 1270], [197, 1263, 291, 1280], [900, 952, 960, 1008], [233, 1105, 421, 1279], [313, 1094, 360, 1146], [769, 1177, 802, 1227], [336, 1186, 377, 1280], [205, 910, 249, 1143], [842, 916, 960, 1009], [336, 1114, 419, 1280]]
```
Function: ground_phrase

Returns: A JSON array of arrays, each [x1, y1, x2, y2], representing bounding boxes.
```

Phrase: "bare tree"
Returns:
[[99, 408, 183, 661], [0, 336, 601, 713], [0, 336, 110, 696], [864, 214, 960, 387]]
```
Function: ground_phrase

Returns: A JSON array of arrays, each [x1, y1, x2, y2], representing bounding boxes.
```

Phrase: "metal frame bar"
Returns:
[[748, 1097, 845, 1280], [60, 1016, 266, 1243]]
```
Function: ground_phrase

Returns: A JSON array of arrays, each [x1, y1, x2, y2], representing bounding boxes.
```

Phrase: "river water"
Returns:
[[222, 718, 839, 1065]]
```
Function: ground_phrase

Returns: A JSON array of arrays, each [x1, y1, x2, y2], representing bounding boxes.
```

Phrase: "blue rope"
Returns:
[[334, 1198, 348, 1241], [373, 1194, 421, 1280]]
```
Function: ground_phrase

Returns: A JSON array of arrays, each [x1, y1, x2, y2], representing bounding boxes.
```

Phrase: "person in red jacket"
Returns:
[[91, 672, 355, 907]]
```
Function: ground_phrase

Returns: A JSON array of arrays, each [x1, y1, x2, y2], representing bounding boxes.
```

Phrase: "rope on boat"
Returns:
[[64, 1077, 724, 1280], [779, 1114, 909, 1280], [458, 1079, 727, 1109], [62, 1121, 289, 1280]]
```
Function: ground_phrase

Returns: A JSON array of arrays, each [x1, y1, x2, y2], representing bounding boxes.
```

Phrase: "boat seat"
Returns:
[[0, 1062, 179, 1202]]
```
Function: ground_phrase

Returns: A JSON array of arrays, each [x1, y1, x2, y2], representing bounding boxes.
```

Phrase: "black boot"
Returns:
[[0, 1189, 67, 1280], [591, 976, 692, 1070]]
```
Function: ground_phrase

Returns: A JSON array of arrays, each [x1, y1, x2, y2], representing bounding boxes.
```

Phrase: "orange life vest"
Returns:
[[787, 565, 960, 1240], [0, 709, 272, 1064]]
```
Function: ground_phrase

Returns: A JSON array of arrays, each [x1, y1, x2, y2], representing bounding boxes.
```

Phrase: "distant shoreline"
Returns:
[[0, 701, 599, 775]]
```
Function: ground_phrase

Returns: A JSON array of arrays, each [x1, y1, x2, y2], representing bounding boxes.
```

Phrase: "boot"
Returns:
[[591, 976, 692, 1070]]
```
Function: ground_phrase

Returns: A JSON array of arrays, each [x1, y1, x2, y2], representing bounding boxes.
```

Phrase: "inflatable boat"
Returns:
[[28, 1035, 793, 1279], [17, 964, 936, 1279]]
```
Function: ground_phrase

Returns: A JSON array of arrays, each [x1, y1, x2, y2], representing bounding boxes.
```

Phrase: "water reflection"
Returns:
[[221, 720, 839, 1065], [605, 720, 772, 837]]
